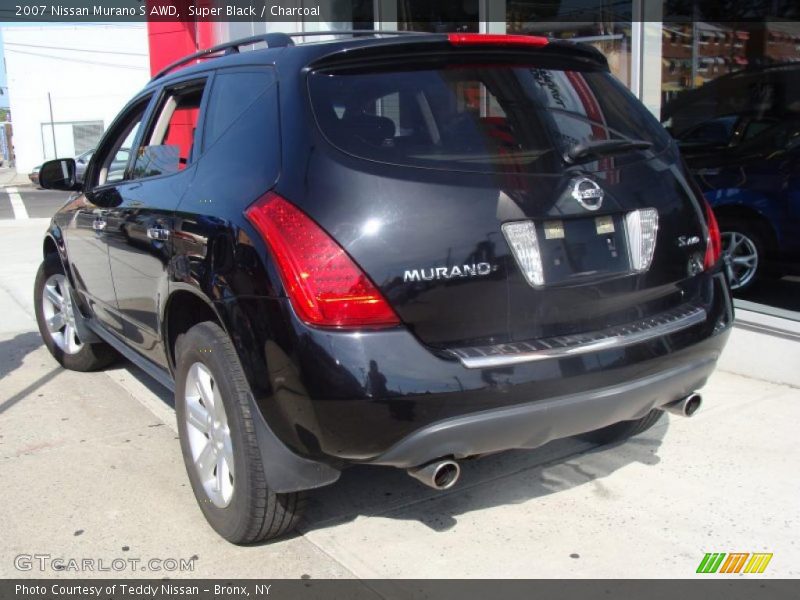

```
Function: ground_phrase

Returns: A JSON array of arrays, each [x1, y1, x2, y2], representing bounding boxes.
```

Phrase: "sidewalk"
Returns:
[[0, 166, 32, 187]]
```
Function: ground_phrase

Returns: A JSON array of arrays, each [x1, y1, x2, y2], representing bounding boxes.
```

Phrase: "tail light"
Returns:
[[447, 33, 549, 47], [502, 221, 544, 287], [245, 193, 400, 329], [625, 208, 659, 272], [703, 200, 722, 270]]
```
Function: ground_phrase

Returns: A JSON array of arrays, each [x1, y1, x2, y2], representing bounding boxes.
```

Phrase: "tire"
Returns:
[[581, 409, 664, 446], [174, 321, 303, 544], [34, 254, 117, 372], [717, 218, 765, 293]]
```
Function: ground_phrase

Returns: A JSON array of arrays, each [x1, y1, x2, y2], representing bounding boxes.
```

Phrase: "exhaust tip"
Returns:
[[407, 459, 461, 490], [432, 461, 460, 490], [684, 393, 702, 417], [663, 393, 703, 417]]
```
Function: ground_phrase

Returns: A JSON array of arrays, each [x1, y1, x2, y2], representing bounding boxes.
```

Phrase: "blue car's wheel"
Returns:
[[719, 220, 763, 292]]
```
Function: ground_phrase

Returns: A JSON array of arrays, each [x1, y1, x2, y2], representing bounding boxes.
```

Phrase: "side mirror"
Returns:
[[39, 159, 81, 191]]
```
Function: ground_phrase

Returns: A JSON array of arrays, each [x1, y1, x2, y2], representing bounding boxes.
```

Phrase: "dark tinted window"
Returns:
[[204, 69, 275, 151], [309, 64, 671, 173], [679, 116, 737, 145], [735, 118, 800, 156]]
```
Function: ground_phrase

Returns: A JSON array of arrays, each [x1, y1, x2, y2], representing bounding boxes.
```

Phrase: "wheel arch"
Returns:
[[162, 286, 226, 374], [42, 227, 77, 287], [162, 287, 270, 391], [43, 235, 58, 258], [163, 286, 340, 493]]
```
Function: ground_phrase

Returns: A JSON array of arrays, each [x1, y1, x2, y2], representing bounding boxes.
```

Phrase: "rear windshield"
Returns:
[[308, 63, 671, 174]]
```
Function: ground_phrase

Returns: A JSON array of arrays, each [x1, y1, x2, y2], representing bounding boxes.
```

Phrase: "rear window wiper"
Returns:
[[565, 139, 652, 164]]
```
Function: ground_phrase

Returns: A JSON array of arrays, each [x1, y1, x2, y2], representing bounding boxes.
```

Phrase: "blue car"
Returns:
[[665, 65, 800, 292], [678, 115, 800, 291]]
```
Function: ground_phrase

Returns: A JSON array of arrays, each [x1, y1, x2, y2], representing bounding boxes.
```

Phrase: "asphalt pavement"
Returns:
[[0, 185, 72, 220], [0, 215, 798, 580]]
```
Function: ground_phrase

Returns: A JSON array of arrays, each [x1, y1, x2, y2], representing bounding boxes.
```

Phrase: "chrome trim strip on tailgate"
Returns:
[[451, 304, 708, 369]]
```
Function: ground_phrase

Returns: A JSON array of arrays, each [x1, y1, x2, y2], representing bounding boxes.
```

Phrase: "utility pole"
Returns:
[[47, 92, 57, 157]]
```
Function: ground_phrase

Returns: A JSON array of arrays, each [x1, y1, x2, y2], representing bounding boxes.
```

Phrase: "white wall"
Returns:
[[2, 24, 150, 173]]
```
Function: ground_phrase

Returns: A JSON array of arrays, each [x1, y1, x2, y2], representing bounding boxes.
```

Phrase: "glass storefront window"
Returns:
[[660, 17, 800, 317], [505, 0, 633, 87], [397, 0, 479, 33], [661, 23, 753, 110]]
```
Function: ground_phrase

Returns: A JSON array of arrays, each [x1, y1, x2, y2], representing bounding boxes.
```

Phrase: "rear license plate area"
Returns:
[[537, 215, 631, 285]]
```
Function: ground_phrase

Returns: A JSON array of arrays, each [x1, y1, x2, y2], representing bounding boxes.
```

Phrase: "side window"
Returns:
[[93, 99, 149, 187], [203, 69, 274, 151], [741, 118, 778, 142], [132, 80, 206, 180]]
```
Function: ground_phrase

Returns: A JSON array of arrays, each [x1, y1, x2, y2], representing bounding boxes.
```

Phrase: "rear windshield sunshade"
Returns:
[[308, 62, 671, 174]]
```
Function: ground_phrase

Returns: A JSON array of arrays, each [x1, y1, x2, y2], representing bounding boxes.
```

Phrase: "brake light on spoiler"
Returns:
[[447, 33, 549, 47]]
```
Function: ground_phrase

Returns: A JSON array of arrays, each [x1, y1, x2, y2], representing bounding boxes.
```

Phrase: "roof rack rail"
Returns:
[[150, 30, 428, 82], [151, 32, 293, 81], [287, 30, 428, 39]]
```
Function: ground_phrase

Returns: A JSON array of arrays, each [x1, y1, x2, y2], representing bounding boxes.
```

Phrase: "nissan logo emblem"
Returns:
[[571, 177, 604, 211]]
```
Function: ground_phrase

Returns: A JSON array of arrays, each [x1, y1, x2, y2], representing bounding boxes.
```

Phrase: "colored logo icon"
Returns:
[[696, 552, 773, 574]]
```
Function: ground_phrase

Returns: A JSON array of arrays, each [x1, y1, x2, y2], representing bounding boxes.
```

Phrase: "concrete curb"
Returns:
[[719, 310, 800, 388]]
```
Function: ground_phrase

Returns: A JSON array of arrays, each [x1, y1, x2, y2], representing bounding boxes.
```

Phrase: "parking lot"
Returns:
[[1, 196, 799, 579]]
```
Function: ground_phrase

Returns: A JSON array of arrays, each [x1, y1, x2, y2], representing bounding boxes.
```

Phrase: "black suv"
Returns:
[[35, 31, 732, 543]]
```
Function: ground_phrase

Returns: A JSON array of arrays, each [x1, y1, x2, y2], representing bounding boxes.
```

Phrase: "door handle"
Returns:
[[147, 227, 170, 241]]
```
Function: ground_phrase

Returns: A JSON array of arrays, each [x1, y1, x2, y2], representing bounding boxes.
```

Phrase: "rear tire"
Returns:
[[174, 321, 304, 544], [581, 410, 664, 445], [34, 254, 117, 372]]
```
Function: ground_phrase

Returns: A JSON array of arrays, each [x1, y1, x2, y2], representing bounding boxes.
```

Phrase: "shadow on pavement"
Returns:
[[120, 359, 175, 408], [0, 331, 55, 415], [296, 417, 668, 536], [0, 331, 42, 380], [111, 353, 669, 540]]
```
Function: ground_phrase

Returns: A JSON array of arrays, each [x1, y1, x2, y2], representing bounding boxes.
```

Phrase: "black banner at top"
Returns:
[[1, 0, 800, 24]]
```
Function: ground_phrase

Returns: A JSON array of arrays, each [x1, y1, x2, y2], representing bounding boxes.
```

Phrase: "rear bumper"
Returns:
[[228, 271, 733, 470], [369, 351, 719, 467]]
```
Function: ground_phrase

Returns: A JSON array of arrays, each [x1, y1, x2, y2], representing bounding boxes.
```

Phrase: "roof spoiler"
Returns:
[[152, 31, 608, 82], [306, 34, 609, 72]]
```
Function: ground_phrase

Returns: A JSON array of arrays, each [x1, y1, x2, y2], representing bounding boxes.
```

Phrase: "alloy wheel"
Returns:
[[41, 273, 84, 354], [721, 231, 759, 290], [184, 362, 235, 508]]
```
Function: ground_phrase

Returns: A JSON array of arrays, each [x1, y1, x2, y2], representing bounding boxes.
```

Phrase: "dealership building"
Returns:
[[2, 24, 150, 173]]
